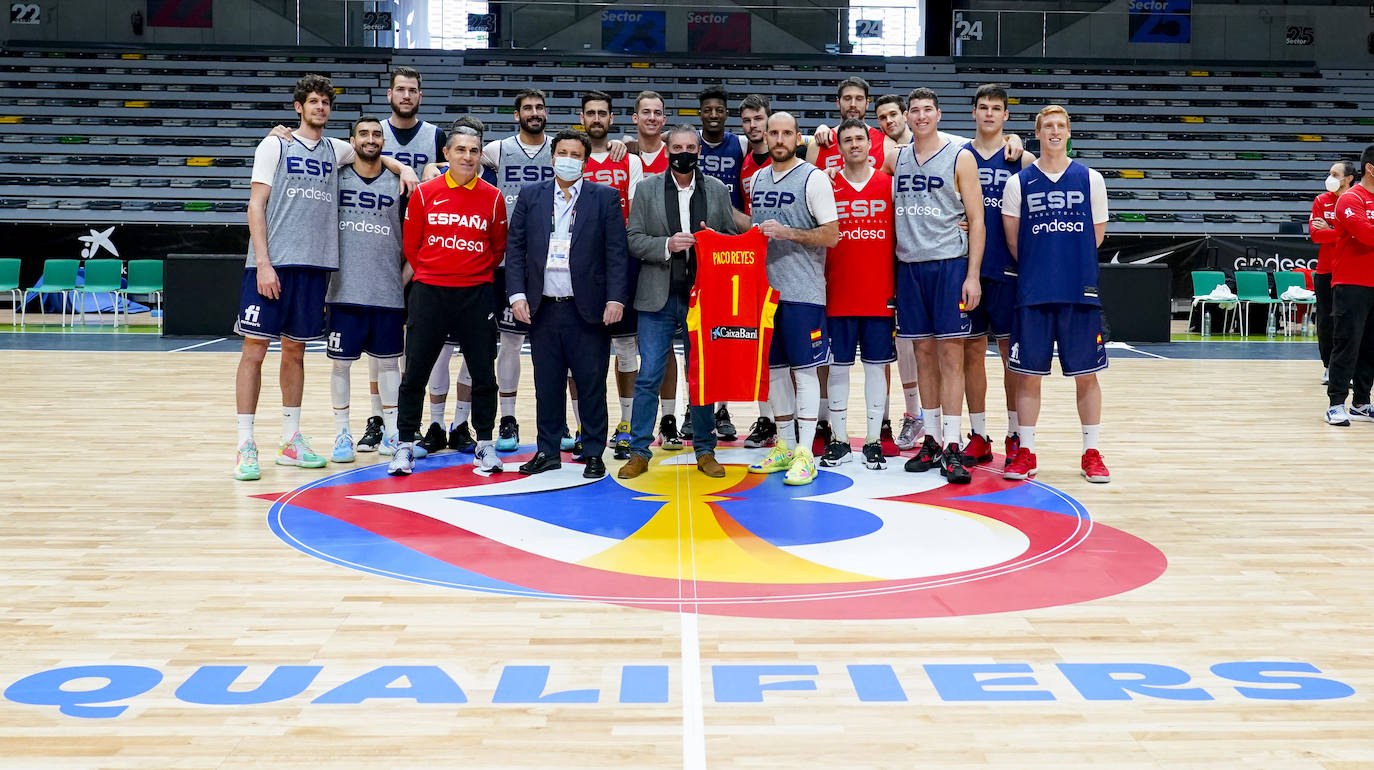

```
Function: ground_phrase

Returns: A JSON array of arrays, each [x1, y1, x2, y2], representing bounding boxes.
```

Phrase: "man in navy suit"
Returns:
[[506, 128, 631, 478]]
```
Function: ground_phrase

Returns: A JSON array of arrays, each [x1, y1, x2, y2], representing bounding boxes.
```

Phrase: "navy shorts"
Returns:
[[609, 307, 639, 339], [493, 267, 530, 334], [827, 316, 896, 366], [768, 301, 829, 370], [970, 277, 1017, 340], [1008, 304, 1109, 377], [235, 266, 327, 342], [326, 304, 405, 360], [895, 259, 974, 340]]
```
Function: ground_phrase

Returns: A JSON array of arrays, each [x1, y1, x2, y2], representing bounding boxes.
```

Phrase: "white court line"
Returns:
[[166, 336, 226, 353], [679, 461, 707, 770], [1106, 341, 1169, 360]]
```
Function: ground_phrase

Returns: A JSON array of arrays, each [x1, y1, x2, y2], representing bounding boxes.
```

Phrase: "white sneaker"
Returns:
[[1321, 368, 1329, 385], [378, 433, 399, 456], [896, 413, 921, 451], [473, 442, 504, 475], [1325, 404, 1351, 426], [331, 431, 355, 463], [387, 443, 415, 476], [1349, 404, 1374, 423]]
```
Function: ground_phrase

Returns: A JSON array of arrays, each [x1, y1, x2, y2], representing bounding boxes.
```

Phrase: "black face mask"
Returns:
[[669, 151, 698, 174]]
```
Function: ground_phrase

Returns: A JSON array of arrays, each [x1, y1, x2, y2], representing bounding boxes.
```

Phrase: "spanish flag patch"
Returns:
[[810, 329, 823, 341], [1096, 333, 1103, 344]]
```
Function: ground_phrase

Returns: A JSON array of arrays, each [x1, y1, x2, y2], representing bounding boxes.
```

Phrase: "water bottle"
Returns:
[[1266, 310, 1275, 336], [1202, 308, 1210, 335]]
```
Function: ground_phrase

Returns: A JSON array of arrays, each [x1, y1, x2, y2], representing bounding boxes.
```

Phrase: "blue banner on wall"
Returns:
[[1127, 0, 1191, 44], [601, 9, 666, 53]]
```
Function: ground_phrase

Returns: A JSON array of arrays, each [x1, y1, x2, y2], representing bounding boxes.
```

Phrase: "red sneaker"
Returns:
[[960, 432, 994, 465], [879, 419, 900, 457], [1003, 434, 1020, 468], [1081, 449, 1111, 483], [1002, 447, 1037, 480], [811, 419, 832, 457]]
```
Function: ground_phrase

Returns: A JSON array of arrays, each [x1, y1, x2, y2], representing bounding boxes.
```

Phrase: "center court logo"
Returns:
[[263, 448, 1166, 620]]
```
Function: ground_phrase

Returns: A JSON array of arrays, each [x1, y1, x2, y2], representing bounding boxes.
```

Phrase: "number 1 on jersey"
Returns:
[[731, 274, 739, 316]]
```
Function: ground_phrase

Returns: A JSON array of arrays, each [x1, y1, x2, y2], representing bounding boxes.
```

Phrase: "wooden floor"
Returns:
[[2, 347, 1372, 769]]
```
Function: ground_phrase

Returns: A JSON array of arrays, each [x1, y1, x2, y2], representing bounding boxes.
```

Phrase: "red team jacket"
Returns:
[[827, 169, 895, 317], [1333, 184, 1374, 288], [686, 228, 779, 405], [1309, 191, 1340, 274], [403, 172, 507, 287]]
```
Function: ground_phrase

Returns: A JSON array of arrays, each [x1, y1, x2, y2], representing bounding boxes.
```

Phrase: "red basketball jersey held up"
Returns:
[[686, 227, 779, 406], [812, 125, 887, 174], [827, 168, 895, 317], [583, 153, 634, 221]]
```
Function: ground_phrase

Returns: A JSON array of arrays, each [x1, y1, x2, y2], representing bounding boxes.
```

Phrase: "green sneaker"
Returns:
[[234, 439, 261, 481], [277, 432, 327, 468], [783, 447, 818, 486], [749, 442, 794, 474]]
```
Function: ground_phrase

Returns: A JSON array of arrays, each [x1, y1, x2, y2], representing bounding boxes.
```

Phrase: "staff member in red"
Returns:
[[1310, 160, 1355, 384], [390, 126, 508, 475], [1326, 145, 1374, 426]]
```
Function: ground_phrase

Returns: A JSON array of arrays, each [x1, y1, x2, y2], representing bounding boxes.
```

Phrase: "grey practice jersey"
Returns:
[[247, 136, 340, 270], [380, 119, 443, 173], [892, 140, 968, 264], [749, 161, 826, 306], [496, 135, 554, 209], [327, 166, 405, 309]]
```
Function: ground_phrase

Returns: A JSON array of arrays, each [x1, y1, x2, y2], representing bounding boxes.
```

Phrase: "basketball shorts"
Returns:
[[493, 267, 530, 334], [894, 258, 974, 340], [234, 266, 327, 342], [609, 307, 639, 339], [1008, 303, 1109, 377], [325, 304, 405, 360], [827, 315, 896, 366], [768, 301, 828, 370], [969, 277, 1017, 340]]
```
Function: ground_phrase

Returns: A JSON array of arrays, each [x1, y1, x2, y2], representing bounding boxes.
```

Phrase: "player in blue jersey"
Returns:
[[962, 84, 1035, 469], [1000, 105, 1111, 483]]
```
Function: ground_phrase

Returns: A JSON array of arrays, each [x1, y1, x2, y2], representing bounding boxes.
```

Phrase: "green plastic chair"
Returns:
[[0, 258, 19, 326], [121, 259, 163, 328], [1234, 271, 1281, 337], [76, 259, 124, 325], [1274, 271, 1316, 336], [1191, 270, 1236, 336], [22, 258, 80, 327]]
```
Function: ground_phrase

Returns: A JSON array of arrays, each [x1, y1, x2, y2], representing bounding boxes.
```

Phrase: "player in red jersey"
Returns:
[[822, 119, 896, 471], [735, 93, 779, 448], [629, 89, 669, 175], [1326, 144, 1374, 426], [806, 76, 892, 174], [1310, 160, 1355, 384]]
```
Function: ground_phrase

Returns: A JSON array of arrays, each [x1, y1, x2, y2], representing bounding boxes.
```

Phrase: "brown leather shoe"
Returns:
[[618, 454, 649, 479], [696, 452, 726, 478]]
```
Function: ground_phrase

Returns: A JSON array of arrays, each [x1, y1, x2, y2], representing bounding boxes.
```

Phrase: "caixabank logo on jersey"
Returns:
[[264, 447, 1165, 619]]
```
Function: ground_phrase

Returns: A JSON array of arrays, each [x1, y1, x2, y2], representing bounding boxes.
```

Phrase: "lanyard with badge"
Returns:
[[548, 191, 576, 273]]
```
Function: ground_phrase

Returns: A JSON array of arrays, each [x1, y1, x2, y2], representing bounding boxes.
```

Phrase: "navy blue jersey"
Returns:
[[699, 132, 745, 210], [1015, 161, 1100, 308], [968, 142, 1021, 283]]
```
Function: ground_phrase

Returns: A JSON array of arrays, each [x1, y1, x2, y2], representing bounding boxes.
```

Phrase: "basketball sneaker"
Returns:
[[571, 427, 585, 462], [715, 404, 737, 442], [784, 447, 818, 486], [879, 419, 900, 456], [1003, 448, 1038, 480], [862, 441, 886, 470], [658, 414, 684, 450], [277, 432, 326, 468], [895, 413, 921, 451], [961, 432, 994, 465], [417, 422, 446, 456], [1004, 434, 1020, 469], [234, 439, 261, 481], [496, 415, 520, 451], [811, 419, 832, 456], [1325, 404, 1352, 426], [743, 416, 777, 448], [448, 422, 477, 452], [387, 443, 414, 476], [473, 442, 503, 475], [1321, 368, 1329, 385], [331, 431, 356, 463], [749, 443, 794, 474], [1349, 403, 1374, 423], [940, 443, 971, 484], [819, 440, 852, 467], [680, 410, 694, 440], [378, 433, 399, 456], [560, 425, 575, 451], [904, 435, 942, 472], [613, 421, 632, 460], [1081, 449, 1110, 483], [356, 416, 384, 452]]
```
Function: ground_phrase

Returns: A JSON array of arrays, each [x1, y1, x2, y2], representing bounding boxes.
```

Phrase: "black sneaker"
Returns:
[[496, 415, 520, 451], [680, 410, 694, 441], [658, 414, 684, 450], [418, 422, 448, 455], [819, 440, 852, 467], [940, 442, 972, 484], [811, 419, 833, 457], [356, 415, 384, 452], [904, 435, 943, 472], [862, 441, 886, 470], [715, 404, 737, 442], [448, 421, 476, 453], [743, 416, 777, 448], [612, 422, 632, 460], [571, 428, 585, 462]]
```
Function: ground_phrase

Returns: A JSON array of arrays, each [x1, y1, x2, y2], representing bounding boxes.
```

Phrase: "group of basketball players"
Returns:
[[231, 66, 1113, 487]]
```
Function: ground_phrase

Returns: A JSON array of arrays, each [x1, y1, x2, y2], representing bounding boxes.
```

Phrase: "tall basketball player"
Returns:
[[737, 93, 779, 449]]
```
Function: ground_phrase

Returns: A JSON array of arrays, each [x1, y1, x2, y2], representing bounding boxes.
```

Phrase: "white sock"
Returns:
[[281, 406, 301, 443], [903, 386, 920, 417], [1022, 425, 1036, 452], [942, 414, 962, 449], [1082, 424, 1100, 452], [758, 400, 773, 420], [454, 398, 472, 427], [794, 367, 820, 452], [923, 407, 943, 443], [369, 392, 384, 417], [817, 398, 830, 424], [382, 406, 398, 438], [500, 395, 517, 418], [970, 412, 986, 438], [619, 397, 634, 426], [367, 356, 382, 416], [571, 399, 581, 430], [1008, 410, 1019, 436], [236, 414, 254, 447], [863, 362, 886, 443], [333, 407, 350, 435], [429, 399, 446, 429], [661, 398, 678, 419], [826, 366, 849, 442]]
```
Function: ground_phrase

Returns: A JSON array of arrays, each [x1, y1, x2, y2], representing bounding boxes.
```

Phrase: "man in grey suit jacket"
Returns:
[[619, 125, 750, 480]]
